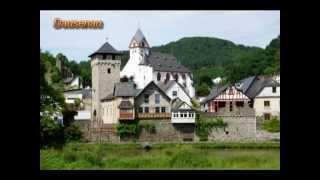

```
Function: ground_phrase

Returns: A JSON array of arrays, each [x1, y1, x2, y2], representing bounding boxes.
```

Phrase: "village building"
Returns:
[[120, 28, 195, 98], [100, 82, 136, 124], [89, 41, 122, 128], [134, 81, 172, 120], [237, 75, 280, 120], [63, 76, 83, 90], [157, 80, 192, 106], [171, 98, 196, 124], [200, 85, 251, 114]]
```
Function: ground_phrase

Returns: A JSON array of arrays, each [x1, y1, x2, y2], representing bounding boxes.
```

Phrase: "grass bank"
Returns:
[[40, 142, 280, 169]]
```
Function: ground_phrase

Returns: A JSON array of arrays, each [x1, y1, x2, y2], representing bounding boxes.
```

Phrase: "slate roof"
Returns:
[[135, 81, 171, 101], [101, 93, 115, 101], [89, 42, 122, 58], [114, 82, 135, 97], [243, 76, 280, 99], [139, 52, 191, 73], [157, 80, 191, 98], [129, 28, 150, 47], [201, 75, 280, 104], [118, 100, 134, 109], [236, 76, 256, 93], [82, 88, 92, 98], [201, 84, 229, 104]]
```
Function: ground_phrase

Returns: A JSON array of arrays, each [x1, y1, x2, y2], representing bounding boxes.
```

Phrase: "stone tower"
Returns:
[[89, 41, 122, 127]]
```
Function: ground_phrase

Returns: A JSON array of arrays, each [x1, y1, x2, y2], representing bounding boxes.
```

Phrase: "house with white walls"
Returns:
[[120, 28, 195, 98]]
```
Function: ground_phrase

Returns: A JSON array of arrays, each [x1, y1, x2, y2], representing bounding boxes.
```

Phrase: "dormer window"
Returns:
[[272, 87, 277, 93], [102, 54, 106, 59]]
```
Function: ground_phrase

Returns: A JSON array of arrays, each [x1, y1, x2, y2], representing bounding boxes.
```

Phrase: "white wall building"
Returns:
[[121, 28, 195, 98], [157, 80, 192, 106]]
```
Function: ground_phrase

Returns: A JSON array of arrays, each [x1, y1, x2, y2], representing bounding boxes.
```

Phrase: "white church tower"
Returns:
[[120, 28, 153, 89]]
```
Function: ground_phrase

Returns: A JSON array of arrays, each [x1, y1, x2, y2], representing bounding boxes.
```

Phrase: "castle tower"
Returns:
[[89, 41, 122, 127], [120, 28, 150, 80]]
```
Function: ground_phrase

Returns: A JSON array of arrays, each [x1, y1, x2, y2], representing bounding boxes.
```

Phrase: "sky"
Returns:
[[40, 10, 280, 62]]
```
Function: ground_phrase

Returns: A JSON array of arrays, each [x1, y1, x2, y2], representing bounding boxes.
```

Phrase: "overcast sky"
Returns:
[[40, 10, 280, 62]]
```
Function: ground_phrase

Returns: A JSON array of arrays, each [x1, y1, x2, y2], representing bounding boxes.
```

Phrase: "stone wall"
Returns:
[[136, 120, 195, 142], [206, 115, 256, 142]]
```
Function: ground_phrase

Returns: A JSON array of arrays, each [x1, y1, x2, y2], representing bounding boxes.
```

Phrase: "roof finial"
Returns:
[[138, 21, 140, 29], [105, 37, 109, 42]]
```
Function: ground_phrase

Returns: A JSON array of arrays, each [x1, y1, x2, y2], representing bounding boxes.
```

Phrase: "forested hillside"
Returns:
[[41, 35, 279, 97]]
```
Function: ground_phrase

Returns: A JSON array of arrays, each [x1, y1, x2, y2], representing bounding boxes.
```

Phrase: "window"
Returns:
[[236, 101, 244, 107], [102, 54, 106, 59], [172, 91, 177, 97], [228, 88, 234, 95], [180, 113, 183, 117], [272, 87, 277, 93], [138, 107, 143, 113], [144, 107, 149, 113], [264, 101, 270, 107], [183, 82, 187, 87], [184, 113, 187, 117], [155, 94, 160, 104], [144, 94, 149, 103], [264, 113, 271, 120], [107, 68, 111, 74], [142, 42, 145, 47], [161, 107, 166, 113], [218, 101, 226, 108], [112, 54, 115, 60], [155, 107, 160, 113], [189, 113, 193, 117], [229, 102, 233, 112], [157, 72, 161, 81]]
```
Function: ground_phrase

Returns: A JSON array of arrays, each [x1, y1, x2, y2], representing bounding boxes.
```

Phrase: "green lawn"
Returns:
[[40, 142, 280, 170]]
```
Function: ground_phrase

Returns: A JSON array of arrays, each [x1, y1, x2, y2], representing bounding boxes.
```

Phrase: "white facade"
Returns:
[[253, 86, 280, 117], [164, 81, 191, 106], [171, 100, 196, 123], [70, 77, 82, 89], [121, 29, 195, 98], [64, 91, 83, 104]]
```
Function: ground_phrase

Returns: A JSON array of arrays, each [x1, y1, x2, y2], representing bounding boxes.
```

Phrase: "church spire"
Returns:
[[129, 28, 150, 48]]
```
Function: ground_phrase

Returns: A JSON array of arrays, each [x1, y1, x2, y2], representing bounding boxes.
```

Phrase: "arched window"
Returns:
[[142, 42, 145, 47], [174, 74, 179, 82], [157, 72, 161, 81]]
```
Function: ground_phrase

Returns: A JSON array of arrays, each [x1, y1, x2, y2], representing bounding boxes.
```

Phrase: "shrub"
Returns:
[[116, 121, 141, 139], [64, 123, 83, 142], [262, 117, 280, 133]]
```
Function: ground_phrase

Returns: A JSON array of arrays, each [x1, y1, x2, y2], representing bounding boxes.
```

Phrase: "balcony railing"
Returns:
[[119, 112, 134, 120], [136, 113, 171, 119]]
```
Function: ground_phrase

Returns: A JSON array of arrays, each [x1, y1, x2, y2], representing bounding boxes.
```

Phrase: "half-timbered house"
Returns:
[[200, 85, 251, 113]]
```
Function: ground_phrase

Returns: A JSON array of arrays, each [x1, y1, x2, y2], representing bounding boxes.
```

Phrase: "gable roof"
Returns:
[[118, 100, 134, 109], [240, 75, 280, 99], [139, 52, 191, 73], [157, 80, 191, 98], [135, 81, 171, 101], [171, 98, 194, 111], [89, 42, 122, 58], [201, 84, 229, 104], [114, 82, 135, 97]]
